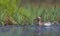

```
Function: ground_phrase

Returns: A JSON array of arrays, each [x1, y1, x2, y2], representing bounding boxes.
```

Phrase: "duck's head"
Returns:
[[35, 16, 41, 22]]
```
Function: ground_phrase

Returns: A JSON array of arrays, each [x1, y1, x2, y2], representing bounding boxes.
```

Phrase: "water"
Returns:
[[0, 25, 60, 36]]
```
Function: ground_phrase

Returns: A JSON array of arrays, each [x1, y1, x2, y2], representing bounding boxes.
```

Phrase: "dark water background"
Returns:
[[0, 24, 60, 36]]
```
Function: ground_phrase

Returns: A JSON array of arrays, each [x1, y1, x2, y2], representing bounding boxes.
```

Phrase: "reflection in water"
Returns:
[[0, 25, 60, 36]]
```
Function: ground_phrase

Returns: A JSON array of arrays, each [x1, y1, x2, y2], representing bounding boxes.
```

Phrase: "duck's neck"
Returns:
[[38, 21, 43, 26]]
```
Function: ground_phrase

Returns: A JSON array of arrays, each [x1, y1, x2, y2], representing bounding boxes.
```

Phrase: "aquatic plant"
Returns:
[[0, 0, 60, 25]]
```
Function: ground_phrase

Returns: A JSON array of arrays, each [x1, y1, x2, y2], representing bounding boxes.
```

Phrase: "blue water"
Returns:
[[0, 25, 60, 36]]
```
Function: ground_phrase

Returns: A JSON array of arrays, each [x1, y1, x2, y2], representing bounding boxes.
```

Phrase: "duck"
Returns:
[[33, 16, 52, 27]]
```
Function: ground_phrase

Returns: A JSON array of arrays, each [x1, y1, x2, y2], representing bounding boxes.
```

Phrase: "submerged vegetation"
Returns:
[[0, 0, 60, 25]]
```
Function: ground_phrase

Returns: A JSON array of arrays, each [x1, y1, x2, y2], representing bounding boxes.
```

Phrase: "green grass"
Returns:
[[0, 0, 60, 25]]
